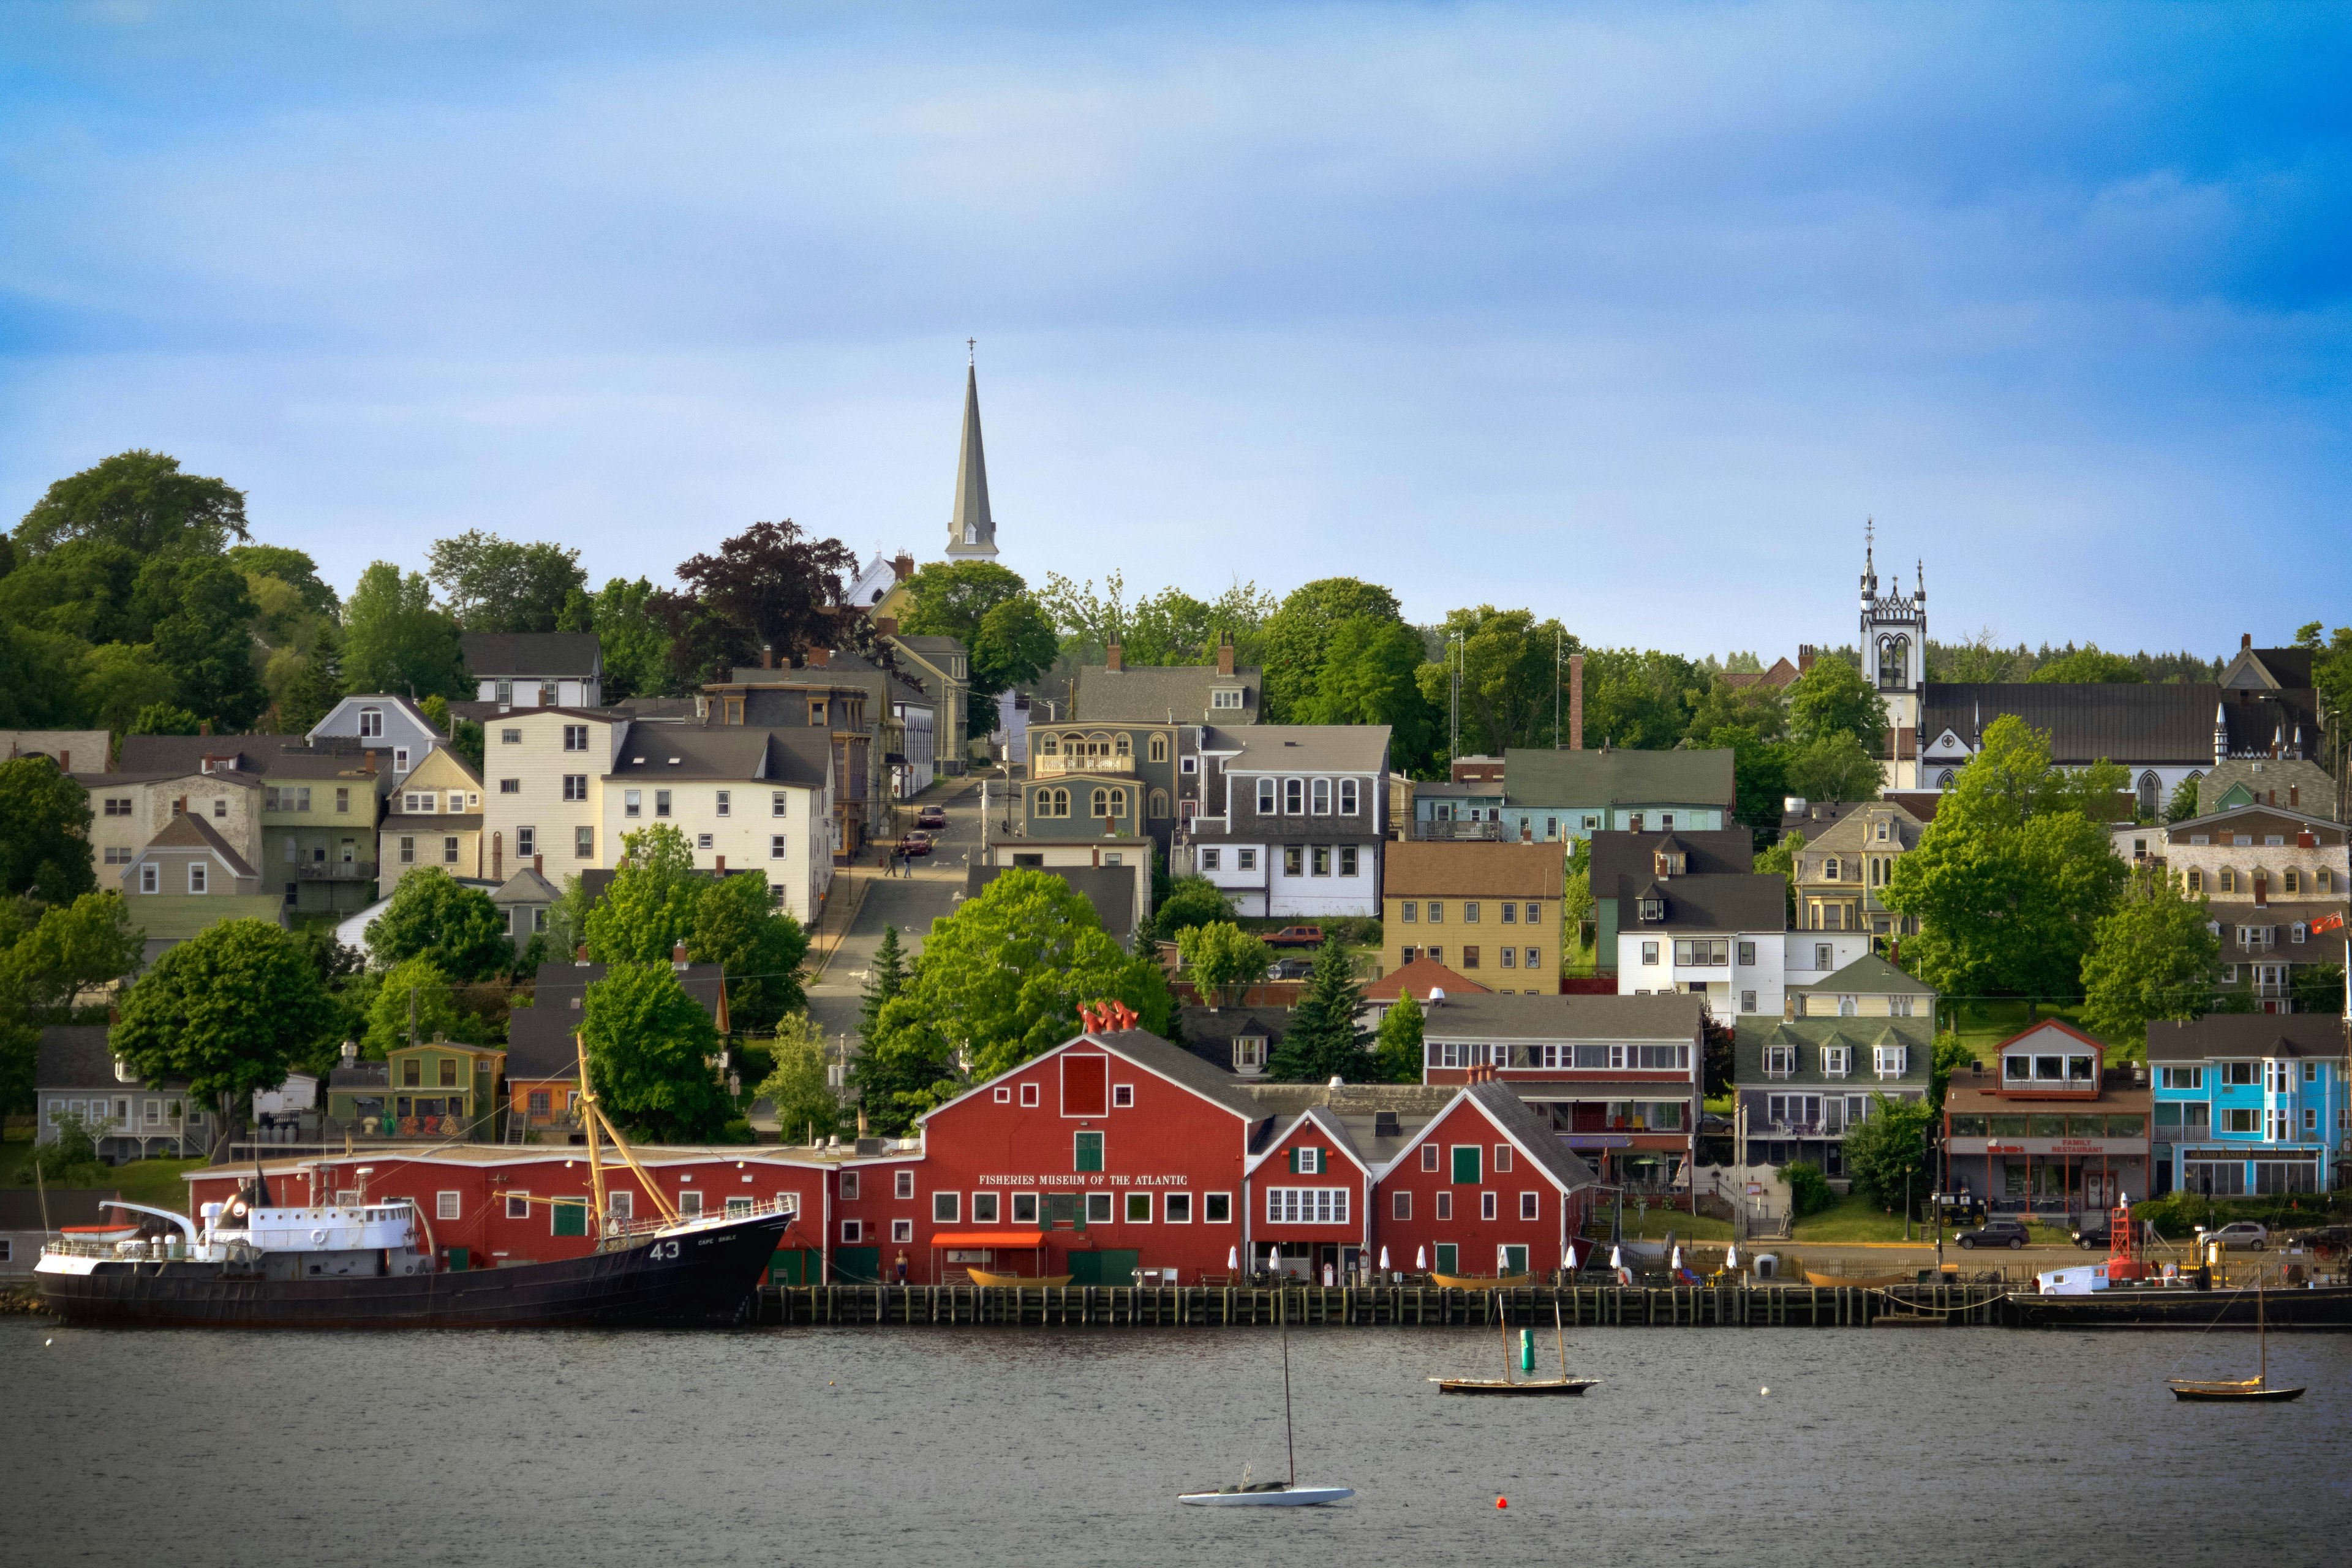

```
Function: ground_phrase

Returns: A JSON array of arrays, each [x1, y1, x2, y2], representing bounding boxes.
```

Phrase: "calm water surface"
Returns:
[[4, 1317, 2348, 1566]]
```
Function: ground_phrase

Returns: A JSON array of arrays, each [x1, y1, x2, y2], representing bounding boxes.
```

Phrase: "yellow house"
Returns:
[[378, 747, 487, 895]]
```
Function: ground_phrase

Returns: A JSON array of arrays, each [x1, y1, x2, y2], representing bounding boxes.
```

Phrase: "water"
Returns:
[[5, 1317, 2348, 1566]]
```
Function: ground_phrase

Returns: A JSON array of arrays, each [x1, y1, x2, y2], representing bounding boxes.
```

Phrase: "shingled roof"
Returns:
[[1502, 747, 1735, 809]]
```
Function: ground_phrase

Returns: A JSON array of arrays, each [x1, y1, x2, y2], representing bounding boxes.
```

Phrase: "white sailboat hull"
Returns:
[[1178, 1486, 1354, 1507]]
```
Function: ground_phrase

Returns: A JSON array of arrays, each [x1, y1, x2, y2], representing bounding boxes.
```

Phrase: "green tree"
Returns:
[[1784, 731, 1882, 804], [756, 1011, 842, 1145], [77, 642, 177, 734], [0, 755, 97, 903], [1575, 646, 1705, 751], [1842, 1095, 1937, 1210], [585, 824, 701, 963], [858, 924, 909, 1044], [582, 961, 728, 1141], [2165, 777, 2202, 823], [1787, 654, 1890, 750], [2029, 646, 2143, 684], [689, 870, 809, 1031], [1416, 607, 1578, 758], [587, 578, 675, 701], [128, 701, 203, 736], [1782, 1160, 1837, 1219], [427, 530, 589, 633], [1176, 920, 1274, 1006], [13, 449, 249, 557], [0, 538, 146, 644], [1705, 723, 1794, 835], [1261, 578, 1407, 722], [970, 595, 1060, 736], [1371, 990, 1425, 1083], [342, 561, 467, 698], [0, 623, 85, 727], [2078, 869, 2220, 1044], [113, 919, 334, 1148], [1295, 616, 1439, 771], [364, 867, 513, 981], [1147, 877, 1236, 945], [1882, 716, 2128, 1001], [1684, 674, 1790, 747], [360, 956, 478, 1057], [1754, 829, 1804, 922], [899, 559, 1028, 646], [144, 556, 266, 728], [1928, 1032, 1975, 1108], [0, 891, 143, 1013], [225, 543, 339, 619], [1268, 933, 1372, 1082], [864, 869, 1173, 1099], [2291, 963, 2345, 1017]]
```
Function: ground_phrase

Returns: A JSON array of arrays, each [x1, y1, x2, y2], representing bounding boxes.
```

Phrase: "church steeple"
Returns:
[[944, 349, 998, 561]]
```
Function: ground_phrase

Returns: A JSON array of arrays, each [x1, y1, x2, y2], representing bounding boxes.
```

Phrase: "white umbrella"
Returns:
[[1725, 1243, 1740, 1268], [1379, 1246, 1390, 1270], [1609, 1245, 1623, 1270], [1671, 1245, 1683, 1271], [1227, 1245, 1238, 1270], [1268, 1247, 1281, 1275], [1415, 1246, 1427, 1270], [1564, 1243, 1578, 1272]]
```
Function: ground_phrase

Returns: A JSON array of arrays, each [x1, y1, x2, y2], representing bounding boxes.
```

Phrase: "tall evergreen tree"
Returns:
[[860, 925, 908, 1044], [1270, 933, 1374, 1082]]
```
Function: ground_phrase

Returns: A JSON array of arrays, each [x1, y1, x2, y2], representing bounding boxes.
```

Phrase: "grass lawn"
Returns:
[[1, 1134, 205, 1213], [1941, 998, 2133, 1064], [1615, 1204, 1734, 1241], [1793, 1193, 2074, 1245]]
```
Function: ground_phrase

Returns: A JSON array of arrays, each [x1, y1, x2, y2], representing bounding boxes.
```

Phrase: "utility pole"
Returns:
[[1554, 627, 1562, 750], [1449, 630, 1464, 764]]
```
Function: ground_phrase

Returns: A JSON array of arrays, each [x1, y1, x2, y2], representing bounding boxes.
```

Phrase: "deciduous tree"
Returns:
[[144, 556, 265, 728], [364, 868, 513, 981], [13, 450, 249, 557], [586, 824, 701, 963], [1784, 731, 1882, 804], [689, 869, 809, 1031], [2078, 869, 2220, 1044], [1176, 920, 1273, 1006], [427, 530, 587, 633], [673, 519, 856, 667], [0, 755, 97, 903], [1148, 878, 1236, 945], [970, 595, 1059, 736], [582, 962, 728, 1142], [1787, 654, 1890, 750], [114, 919, 334, 1150], [1262, 578, 1406, 722], [361, 956, 477, 1057], [756, 1011, 841, 1145], [342, 561, 467, 699], [1297, 616, 1438, 772], [2029, 646, 2143, 684], [1842, 1095, 1937, 1210], [1371, 990, 1425, 1084]]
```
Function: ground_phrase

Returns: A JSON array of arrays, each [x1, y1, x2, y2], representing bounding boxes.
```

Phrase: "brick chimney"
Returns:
[[1568, 654, 1585, 751], [198, 719, 211, 736], [2241, 632, 2253, 652], [806, 647, 831, 669], [671, 941, 689, 970], [892, 551, 914, 581], [1106, 641, 1124, 673], [533, 853, 543, 876], [876, 616, 899, 638], [1798, 644, 1817, 674], [575, 944, 590, 964], [1216, 631, 1234, 676], [761, 645, 774, 670]]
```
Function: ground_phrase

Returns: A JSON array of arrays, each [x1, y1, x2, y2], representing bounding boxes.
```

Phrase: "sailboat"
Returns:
[[2168, 1275, 2307, 1403], [1179, 1250, 1355, 1506], [1432, 1274, 1600, 1396]]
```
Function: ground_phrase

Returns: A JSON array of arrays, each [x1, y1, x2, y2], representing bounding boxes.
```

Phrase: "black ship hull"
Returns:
[[37, 1213, 791, 1329], [2000, 1284, 2352, 1332]]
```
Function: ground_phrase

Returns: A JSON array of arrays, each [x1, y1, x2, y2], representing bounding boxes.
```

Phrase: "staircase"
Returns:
[[503, 1110, 527, 1145]]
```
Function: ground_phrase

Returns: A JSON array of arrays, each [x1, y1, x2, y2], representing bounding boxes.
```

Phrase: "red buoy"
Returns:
[[1496, 1497, 1508, 1509]]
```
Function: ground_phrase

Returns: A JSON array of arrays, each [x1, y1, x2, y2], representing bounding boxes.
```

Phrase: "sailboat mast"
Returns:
[[1556, 1289, 1568, 1379], [2258, 1273, 2267, 1387], [1280, 1275, 1296, 1487], [576, 1033, 608, 1237]]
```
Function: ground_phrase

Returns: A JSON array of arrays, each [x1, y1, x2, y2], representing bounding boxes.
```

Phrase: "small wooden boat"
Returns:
[[967, 1268, 1071, 1288], [1431, 1286, 1601, 1396], [1806, 1270, 1913, 1289], [1429, 1272, 1531, 1290], [2168, 1276, 2305, 1403]]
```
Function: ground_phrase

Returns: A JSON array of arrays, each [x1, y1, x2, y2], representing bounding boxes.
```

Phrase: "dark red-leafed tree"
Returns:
[[668, 519, 857, 684]]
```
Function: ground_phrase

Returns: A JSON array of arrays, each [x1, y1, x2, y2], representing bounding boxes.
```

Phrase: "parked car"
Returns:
[[899, 832, 934, 858], [1264, 925, 1325, 949], [1955, 1218, 2030, 1251], [915, 806, 947, 829], [2204, 1221, 2268, 1251], [2297, 1226, 2352, 1256], [1937, 1194, 1988, 1229], [2071, 1218, 2113, 1251]]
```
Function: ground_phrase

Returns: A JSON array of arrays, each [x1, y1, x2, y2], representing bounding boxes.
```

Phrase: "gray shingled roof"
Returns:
[[1732, 1017, 1936, 1088], [1618, 872, 1788, 933], [1589, 829, 1755, 886], [1502, 747, 1735, 809], [1922, 683, 2319, 766], [965, 865, 1138, 944], [1417, 992, 1706, 1041], [1076, 663, 1262, 723], [142, 812, 259, 878], [37, 1025, 194, 1092], [2146, 1014, 2352, 1062], [1221, 725, 1390, 774], [458, 632, 602, 678], [606, 728, 831, 786]]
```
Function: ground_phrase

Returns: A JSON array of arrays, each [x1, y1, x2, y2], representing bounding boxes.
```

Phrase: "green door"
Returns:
[[1452, 1145, 1481, 1183], [768, 1249, 820, 1286], [1501, 1245, 1528, 1275], [1067, 1249, 1139, 1286], [552, 1200, 588, 1237], [1434, 1243, 1459, 1275], [832, 1246, 882, 1283]]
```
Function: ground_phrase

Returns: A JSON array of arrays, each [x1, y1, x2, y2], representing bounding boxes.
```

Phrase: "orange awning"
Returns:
[[929, 1231, 1049, 1247]]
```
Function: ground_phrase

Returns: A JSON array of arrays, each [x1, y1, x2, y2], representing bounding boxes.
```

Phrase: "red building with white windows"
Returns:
[[1377, 1076, 1599, 1278]]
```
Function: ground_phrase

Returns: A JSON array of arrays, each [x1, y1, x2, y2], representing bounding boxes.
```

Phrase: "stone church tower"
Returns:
[[1858, 525, 1925, 782]]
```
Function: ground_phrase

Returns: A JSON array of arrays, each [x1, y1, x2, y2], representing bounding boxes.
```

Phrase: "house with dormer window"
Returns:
[[1735, 957, 1936, 1179], [1186, 725, 1390, 918], [1596, 831, 1867, 1018], [1940, 1021, 2151, 1220], [2109, 804, 2349, 1012], [1790, 800, 1922, 936]]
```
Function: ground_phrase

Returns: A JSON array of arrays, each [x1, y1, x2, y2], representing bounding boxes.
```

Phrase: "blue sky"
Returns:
[[3, 1, 2346, 659]]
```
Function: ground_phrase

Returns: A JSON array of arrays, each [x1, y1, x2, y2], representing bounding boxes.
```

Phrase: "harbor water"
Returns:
[[4, 1317, 2347, 1566]]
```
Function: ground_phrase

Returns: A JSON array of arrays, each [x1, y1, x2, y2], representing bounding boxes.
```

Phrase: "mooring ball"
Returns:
[[1496, 1497, 1507, 1509]]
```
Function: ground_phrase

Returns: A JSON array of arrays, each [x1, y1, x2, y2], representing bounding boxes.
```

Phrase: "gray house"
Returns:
[[36, 1025, 214, 1162], [1733, 1014, 1934, 1180], [307, 693, 443, 782], [1, 1188, 121, 1279]]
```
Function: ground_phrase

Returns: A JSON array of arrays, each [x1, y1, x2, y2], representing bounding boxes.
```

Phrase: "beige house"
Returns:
[[2114, 803, 2350, 1012], [380, 747, 487, 894], [82, 767, 266, 890], [600, 727, 834, 922], [1383, 840, 1566, 993], [118, 814, 285, 961], [480, 706, 631, 884], [1784, 952, 1935, 1021], [1790, 800, 1921, 936]]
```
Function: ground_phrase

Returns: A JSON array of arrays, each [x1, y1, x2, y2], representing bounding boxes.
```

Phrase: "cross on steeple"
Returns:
[[967, 337, 976, 366]]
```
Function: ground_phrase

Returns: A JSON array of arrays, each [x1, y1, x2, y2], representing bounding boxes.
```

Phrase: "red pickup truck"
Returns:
[[1263, 925, 1325, 949]]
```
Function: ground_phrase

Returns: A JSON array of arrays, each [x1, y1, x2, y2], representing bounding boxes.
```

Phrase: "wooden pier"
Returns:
[[748, 1280, 2010, 1329]]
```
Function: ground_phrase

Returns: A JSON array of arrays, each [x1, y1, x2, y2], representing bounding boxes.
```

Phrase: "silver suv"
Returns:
[[2205, 1221, 2269, 1251]]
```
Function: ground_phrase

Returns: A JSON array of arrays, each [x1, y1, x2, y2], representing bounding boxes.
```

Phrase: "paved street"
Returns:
[[802, 773, 992, 1054]]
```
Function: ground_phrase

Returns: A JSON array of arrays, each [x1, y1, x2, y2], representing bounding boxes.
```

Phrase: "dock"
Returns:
[[750, 1280, 2011, 1328]]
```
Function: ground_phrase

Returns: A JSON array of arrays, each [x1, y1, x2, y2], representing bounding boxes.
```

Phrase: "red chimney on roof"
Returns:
[[198, 720, 211, 736], [892, 551, 914, 581], [876, 616, 899, 638], [533, 853, 543, 876], [1216, 632, 1234, 676], [806, 648, 831, 669], [1106, 641, 1124, 673]]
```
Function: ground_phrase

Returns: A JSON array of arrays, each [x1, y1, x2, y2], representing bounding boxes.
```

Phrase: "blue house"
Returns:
[[2146, 1014, 2348, 1197]]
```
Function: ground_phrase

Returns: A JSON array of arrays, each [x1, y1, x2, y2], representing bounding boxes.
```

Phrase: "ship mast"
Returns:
[[576, 1031, 609, 1235], [573, 1031, 682, 1229]]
